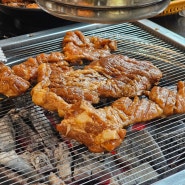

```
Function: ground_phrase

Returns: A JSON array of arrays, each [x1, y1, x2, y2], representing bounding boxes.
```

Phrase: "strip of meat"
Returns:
[[12, 52, 68, 82], [147, 81, 185, 115], [31, 54, 162, 115], [31, 63, 72, 117], [57, 81, 185, 153], [0, 62, 30, 97], [85, 54, 162, 97], [56, 96, 162, 153], [50, 54, 162, 100], [62, 30, 117, 64]]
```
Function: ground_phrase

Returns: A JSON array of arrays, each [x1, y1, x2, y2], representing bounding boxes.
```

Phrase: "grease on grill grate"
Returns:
[[0, 89, 185, 185]]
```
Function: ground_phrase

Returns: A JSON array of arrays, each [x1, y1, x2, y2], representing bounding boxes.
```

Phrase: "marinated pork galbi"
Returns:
[[12, 52, 68, 82], [56, 81, 185, 153], [31, 62, 72, 117], [62, 30, 117, 64], [0, 62, 30, 97], [31, 54, 162, 116]]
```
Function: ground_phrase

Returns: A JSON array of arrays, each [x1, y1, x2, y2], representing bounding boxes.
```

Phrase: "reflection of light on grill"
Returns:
[[0, 21, 185, 184]]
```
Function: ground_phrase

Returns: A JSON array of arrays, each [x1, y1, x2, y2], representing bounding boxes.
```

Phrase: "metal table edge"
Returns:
[[0, 23, 105, 47], [136, 19, 185, 50], [152, 169, 185, 185]]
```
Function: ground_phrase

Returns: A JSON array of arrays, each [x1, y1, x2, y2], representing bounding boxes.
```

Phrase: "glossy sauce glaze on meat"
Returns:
[[57, 81, 185, 153], [56, 97, 162, 153], [31, 54, 162, 117], [62, 30, 117, 64], [0, 62, 30, 97], [12, 52, 68, 82], [85, 54, 162, 97]]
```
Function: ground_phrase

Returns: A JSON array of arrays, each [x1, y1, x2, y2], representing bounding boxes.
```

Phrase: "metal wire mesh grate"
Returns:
[[0, 21, 185, 185]]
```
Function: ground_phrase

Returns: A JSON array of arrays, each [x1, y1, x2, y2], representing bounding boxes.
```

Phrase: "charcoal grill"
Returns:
[[0, 20, 185, 185]]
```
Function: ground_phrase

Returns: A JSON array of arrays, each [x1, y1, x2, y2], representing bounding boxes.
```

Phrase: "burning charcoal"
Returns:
[[0, 113, 15, 152], [91, 163, 111, 185], [0, 150, 37, 180], [116, 162, 159, 185], [109, 178, 120, 185], [153, 120, 185, 167], [72, 150, 109, 184], [73, 163, 92, 182], [22, 151, 54, 174], [25, 106, 59, 149], [12, 91, 32, 108], [0, 165, 28, 185], [31, 151, 54, 174], [44, 147, 56, 165], [10, 112, 44, 152], [121, 129, 167, 173], [49, 172, 66, 185], [54, 142, 72, 181], [116, 146, 141, 169]]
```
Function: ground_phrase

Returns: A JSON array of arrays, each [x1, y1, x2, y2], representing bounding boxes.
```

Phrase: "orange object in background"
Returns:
[[158, 0, 185, 16]]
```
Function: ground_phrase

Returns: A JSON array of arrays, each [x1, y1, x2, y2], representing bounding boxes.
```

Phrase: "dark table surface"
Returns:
[[151, 13, 185, 38], [0, 10, 185, 40]]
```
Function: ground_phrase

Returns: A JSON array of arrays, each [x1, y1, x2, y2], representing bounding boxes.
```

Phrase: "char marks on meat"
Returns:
[[12, 52, 68, 82], [56, 96, 161, 153], [57, 81, 185, 153], [0, 62, 30, 97], [62, 30, 117, 64], [147, 81, 185, 115], [31, 54, 162, 116], [85, 54, 162, 97], [31, 63, 72, 117]]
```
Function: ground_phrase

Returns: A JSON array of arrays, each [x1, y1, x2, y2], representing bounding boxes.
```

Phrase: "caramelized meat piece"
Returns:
[[112, 96, 163, 126], [57, 81, 185, 153], [31, 79, 71, 117], [57, 97, 162, 153], [176, 81, 185, 114], [62, 30, 117, 64], [33, 54, 162, 109], [147, 86, 176, 116], [57, 101, 127, 153], [148, 81, 185, 115], [31, 63, 72, 117], [85, 54, 162, 97], [12, 52, 68, 82], [0, 62, 30, 97], [49, 68, 106, 104]]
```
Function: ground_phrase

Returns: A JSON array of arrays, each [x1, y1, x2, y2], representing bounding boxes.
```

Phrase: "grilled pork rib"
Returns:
[[63, 30, 117, 64], [56, 81, 185, 153], [56, 97, 162, 153], [0, 62, 30, 97], [12, 52, 68, 82], [31, 54, 162, 116], [147, 81, 185, 115]]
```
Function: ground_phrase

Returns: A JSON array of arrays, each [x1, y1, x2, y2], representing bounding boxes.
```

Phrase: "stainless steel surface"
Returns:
[[153, 169, 185, 185], [0, 20, 185, 184], [36, 0, 170, 23]]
